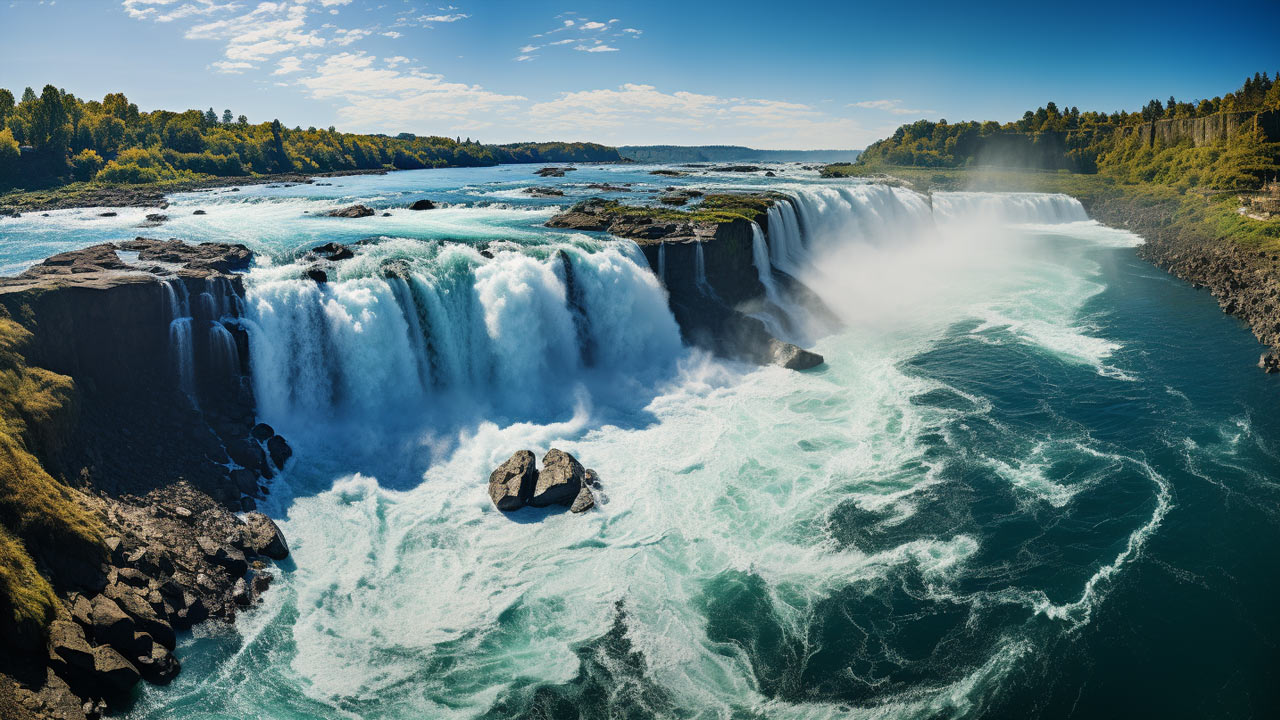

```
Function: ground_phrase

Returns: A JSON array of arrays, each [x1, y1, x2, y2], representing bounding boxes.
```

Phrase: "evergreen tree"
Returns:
[[0, 89, 13, 127], [222, 108, 233, 124]]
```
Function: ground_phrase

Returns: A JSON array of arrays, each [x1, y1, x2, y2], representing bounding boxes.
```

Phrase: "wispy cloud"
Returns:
[[849, 99, 936, 116], [576, 44, 617, 53], [518, 13, 635, 61], [272, 55, 303, 75]]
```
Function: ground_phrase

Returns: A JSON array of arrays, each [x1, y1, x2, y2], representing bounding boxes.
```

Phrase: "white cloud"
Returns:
[[296, 51, 525, 131], [581, 21, 605, 30], [186, 3, 325, 62], [849, 99, 936, 116], [273, 55, 303, 74], [381, 30, 401, 38], [210, 59, 253, 73], [622, 28, 641, 35], [385, 55, 410, 67], [548, 38, 573, 45], [576, 44, 617, 53], [122, 0, 239, 22], [418, 13, 467, 22], [514, 55, 535, 62], [333, 27, 371, 46], [519, 44, 539, 53]]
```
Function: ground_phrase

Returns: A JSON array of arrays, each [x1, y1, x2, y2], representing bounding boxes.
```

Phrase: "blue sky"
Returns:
[[1, 0, 1277, 149]]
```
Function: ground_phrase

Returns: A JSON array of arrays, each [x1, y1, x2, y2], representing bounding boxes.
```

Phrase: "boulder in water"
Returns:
[[267, 434, 292, 469], [192, 209, 207, 215], [312, 242, 355, 261], [408, 199, 436, 210], [250, 422, 274, 441], [570, 485, 595, 513], [327, 204, 374, 218], [530, 448, 584, 507], [305, 265, 328, 283], [488, 450, 538, 511], [768, 339, 824, 370]]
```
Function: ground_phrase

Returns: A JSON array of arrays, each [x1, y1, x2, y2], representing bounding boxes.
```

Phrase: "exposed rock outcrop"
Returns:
[[530, 449, 584, 507], [327, 204, 374, 218], [0, 238, 295, 716], [487, 449, 597, 514], [488, 450, 538, 511], [408, 199, 436, 210]]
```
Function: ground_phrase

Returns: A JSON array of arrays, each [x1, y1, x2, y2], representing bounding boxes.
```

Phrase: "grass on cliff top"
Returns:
[[587, 192, 779, 225], [823, 163, 1280, 250], [0, 315, 102, 649]]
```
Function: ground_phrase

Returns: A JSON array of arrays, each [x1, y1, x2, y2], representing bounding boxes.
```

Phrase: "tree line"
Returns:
[[0, 86, 620, 190], [855, 73, 1280, 189]]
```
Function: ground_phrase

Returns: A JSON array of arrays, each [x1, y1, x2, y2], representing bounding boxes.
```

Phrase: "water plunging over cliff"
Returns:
[[244, 240, 682, 429]]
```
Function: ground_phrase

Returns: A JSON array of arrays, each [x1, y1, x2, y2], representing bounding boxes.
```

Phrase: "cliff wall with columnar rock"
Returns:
[[0, 239, 293, 719], [1123, 109, 1280, 148]]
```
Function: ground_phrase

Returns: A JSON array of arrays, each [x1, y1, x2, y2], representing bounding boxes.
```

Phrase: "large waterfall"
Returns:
[[243, 240, 682, 427]]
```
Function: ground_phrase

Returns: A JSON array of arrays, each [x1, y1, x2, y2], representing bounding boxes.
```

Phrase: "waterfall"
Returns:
[[930, 192, 1088, 224], [244, 241, 683, 424], [163, 280, 197, 403], [657, 243, 666, 285], [209, 322, 240, 378], [693, 242, 714, 297], [766, 200, 806, 275]]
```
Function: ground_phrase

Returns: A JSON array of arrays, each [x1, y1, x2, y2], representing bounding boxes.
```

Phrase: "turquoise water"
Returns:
[[4, 166, 1278, 718]]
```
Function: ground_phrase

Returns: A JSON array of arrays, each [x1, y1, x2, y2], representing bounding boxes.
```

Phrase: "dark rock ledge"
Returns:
[[0, 239, 294, 718], [547, 196, 825, 370]]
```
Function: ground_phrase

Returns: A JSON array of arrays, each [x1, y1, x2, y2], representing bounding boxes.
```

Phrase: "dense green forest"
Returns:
[[849, 73, 1280, 189], [0, 86, 620, 190]]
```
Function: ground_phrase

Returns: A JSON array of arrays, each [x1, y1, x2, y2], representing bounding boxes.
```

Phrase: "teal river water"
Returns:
[[2, 165, 1278, 718]]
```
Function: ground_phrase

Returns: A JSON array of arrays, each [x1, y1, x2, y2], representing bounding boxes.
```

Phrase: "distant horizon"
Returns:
[[2, 1, 1278, 150]]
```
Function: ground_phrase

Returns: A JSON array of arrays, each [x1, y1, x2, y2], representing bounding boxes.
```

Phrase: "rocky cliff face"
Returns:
[[0, 239, 292, 719], [1121, 109, 1280, 148], [547, 197, 823, 369]]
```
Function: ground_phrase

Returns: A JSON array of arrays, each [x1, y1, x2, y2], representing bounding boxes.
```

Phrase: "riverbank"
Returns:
[[824, 164, 1280, 370], [0, 169, 392, 215]]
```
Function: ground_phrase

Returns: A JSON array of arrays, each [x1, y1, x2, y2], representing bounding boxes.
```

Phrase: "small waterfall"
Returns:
[[930, 192, 1088, 224], [162, 280, 197, 402], [750, 222, 783, 308], [657, 243, 666, 285], [209, 321, 240, 378], [767, 200, 806, 275], [694, 242, 715, 297]]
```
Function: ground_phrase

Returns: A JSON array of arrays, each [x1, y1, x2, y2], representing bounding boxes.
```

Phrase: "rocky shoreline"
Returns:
[[1078, 192, 1280, 371], [0, 240, 293, 718], [0, 169, 390, 216]]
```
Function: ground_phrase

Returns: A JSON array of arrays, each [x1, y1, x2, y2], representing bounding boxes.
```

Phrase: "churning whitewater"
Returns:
[[0, 166, 1256, 719]]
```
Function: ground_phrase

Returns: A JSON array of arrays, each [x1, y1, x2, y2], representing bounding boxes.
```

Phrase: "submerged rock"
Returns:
[[530, 448, 584, 507], [488, 450, 538, 511], [327, 204, 374, 218]]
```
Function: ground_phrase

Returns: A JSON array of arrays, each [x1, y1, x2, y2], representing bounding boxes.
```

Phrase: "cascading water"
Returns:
[[693, 241, 714, 297], [243, 239, 683, 428], [163, 279, 197, 402], [657, 242, 666, 285]]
